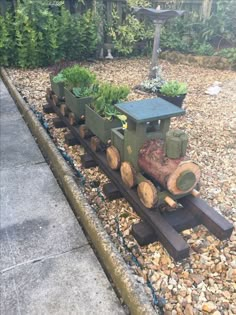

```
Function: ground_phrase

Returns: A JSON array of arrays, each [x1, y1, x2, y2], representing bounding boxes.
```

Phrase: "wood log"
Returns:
[[191, 189, 200, 197], [106, 145, 121, 170], [46, 88, 52, 103], [78, 124, 93, 139], [120, 161, 136, 188], [138, 139, 201, 196], [68, 112, 76, 126], [90, 136, 101, 152], [164, 196, 177, 208], [137, 180, 158, 208], [60, 104, 69, 116], [52, 94, 58, 106]]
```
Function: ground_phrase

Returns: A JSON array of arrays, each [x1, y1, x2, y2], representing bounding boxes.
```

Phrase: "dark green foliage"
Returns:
[[61, 65, 97, 90], [52, 73, 66, 83], [0, 0, 98, 68], [72, 86, 96, 98], [161, 0, 236, 56], [92, 83, 129, 121], [200, 0, 236, 47], [214, 48, 236, 68], [0, 13, 16, 66], [160, 81, 187, 97], [53, 65, 97, 97]]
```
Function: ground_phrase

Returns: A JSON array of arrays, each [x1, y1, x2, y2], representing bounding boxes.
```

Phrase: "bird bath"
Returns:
[[134, 7, 185, 78]]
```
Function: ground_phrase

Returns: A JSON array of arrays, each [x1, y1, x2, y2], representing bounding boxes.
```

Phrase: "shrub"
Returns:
[[159, 81, 187, 97], [61, 65, 97, 90], [161, 0, 236, 56], [214, 48, 236, 68], [53, 65, 97, 97], [0, 13, 16, 66], [0, 1, 98, 68], [92, 83, 129, 121]]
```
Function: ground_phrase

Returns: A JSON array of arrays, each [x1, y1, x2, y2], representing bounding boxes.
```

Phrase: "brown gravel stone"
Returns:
[[202, 302, 217, 312]]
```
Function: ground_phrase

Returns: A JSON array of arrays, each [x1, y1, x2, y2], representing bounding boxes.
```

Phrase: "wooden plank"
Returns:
[[132, 207, 200, 246], [80, 154, 97, 168], [43, 104, 55, 114], [103, 182, 123, 201], [95, 151, 190, 261], [132, 222, 157, 246], [64, 132, 80, 146], [180, 196, 234, 240], [52, 117, 66, 128]]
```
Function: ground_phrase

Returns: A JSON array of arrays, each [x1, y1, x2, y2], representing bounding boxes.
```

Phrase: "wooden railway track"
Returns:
[[44, 100, 233, 261]]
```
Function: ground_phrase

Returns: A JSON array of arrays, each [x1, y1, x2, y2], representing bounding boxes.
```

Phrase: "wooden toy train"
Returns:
[[45, 87, 233, 261]]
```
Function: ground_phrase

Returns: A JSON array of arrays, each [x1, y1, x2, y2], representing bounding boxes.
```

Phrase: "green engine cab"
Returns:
[[112, 97, 185, 170], [107, 97, 201, 209]]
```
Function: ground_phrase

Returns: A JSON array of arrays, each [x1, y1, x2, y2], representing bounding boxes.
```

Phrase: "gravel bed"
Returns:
[[7, 58, 236, 315]]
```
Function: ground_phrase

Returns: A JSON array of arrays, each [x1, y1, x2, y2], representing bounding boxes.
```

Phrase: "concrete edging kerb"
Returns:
[[0, 67, 158, 315]]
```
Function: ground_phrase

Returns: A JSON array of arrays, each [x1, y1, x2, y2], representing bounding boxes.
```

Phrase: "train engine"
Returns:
[[106, 97, 201, 209]]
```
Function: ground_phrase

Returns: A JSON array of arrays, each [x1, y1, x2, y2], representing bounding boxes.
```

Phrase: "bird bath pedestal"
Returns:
[[134, 7, 184, 78]]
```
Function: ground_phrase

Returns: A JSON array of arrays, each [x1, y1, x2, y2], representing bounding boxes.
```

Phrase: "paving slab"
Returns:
[[1, 247, 125, 315], [0, 79, 126, 315], [0, 80, 19, 115], [0, 115, 44, 168], [0, 163, 88, 271]]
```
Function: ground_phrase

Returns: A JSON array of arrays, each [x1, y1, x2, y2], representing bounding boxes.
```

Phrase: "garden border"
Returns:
[[0, 67, 157, 315]]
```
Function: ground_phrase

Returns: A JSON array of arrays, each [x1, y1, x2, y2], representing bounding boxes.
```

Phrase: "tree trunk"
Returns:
[[138, 139, 201, 196], [201, 0, 213, 21]]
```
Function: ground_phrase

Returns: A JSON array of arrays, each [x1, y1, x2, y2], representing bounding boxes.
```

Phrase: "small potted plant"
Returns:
[[62, 65, 97, 120], [140, 66, 166, 94], [85, 83, 129, 143], [158, 80, 187, 107]]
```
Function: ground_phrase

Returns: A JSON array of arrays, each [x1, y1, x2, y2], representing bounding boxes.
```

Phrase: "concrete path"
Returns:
[[0, 80, 125, 315]]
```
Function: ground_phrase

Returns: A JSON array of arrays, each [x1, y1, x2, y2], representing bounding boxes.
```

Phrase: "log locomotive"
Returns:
[[105, 98, 200, 209], [45, 88, 233, 260]]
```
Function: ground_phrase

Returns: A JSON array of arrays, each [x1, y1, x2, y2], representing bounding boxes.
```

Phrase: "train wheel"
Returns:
[[106, 146, 120, 170], [68, 112, 76, 125], [91, 136, 101, 152], [120, 161, 136, 188], [52, 94, 58, 106], [60, 104, 67, 116], [137, 180, 158, 209], [46, 88, 51, 103], [79, 124, 88, 138]]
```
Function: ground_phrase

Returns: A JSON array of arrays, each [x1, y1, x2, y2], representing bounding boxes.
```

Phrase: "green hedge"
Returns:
[[0, 1, 98, 68]]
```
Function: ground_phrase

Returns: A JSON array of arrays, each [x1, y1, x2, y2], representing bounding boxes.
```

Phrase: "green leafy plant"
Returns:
[[92, 83, 129, 122], [159, 81, 187, 97], [72, 86, 97, 98], [191, 42, 214, 56], [108, 6, 153, 56], [140, 66, 166, 93], [214, 48, 236, 68], [0, 1, 98, 68], [62, 65, 97, 90], [52, 73, 66, 83], [160, 0, 236, 56]]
